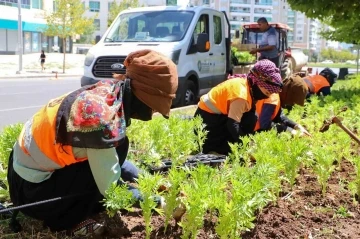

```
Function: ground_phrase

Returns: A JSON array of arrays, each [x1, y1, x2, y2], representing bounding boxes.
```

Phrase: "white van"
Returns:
[[81, 5, 231, 107]]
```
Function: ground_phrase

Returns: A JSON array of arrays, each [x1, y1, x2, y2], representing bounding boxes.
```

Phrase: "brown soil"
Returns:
[[1, 160, 359, 239]]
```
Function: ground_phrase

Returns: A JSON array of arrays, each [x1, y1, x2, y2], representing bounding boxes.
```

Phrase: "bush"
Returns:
[[0, 123, 23, 200]]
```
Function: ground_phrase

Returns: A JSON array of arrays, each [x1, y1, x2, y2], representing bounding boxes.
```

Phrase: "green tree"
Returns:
[[108, 0, 142, 27], [43, 0, 95, 73], [287, 0, 360, 44]]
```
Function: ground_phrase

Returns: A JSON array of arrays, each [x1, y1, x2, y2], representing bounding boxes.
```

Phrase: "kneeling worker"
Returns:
[[194, 60, 283, 155]]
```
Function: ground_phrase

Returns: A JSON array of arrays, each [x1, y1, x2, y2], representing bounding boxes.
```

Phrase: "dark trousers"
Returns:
[[259, 55, 280, 68], [195, 108, 258, 155], [7, 138, 139, 231], [194, 108, 237, 155]]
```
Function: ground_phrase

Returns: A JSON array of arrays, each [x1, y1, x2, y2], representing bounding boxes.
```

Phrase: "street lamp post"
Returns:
[[17, 0, 23, 74]]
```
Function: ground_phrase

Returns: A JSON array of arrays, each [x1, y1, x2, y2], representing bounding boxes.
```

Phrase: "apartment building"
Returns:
[[272, 0, 328, 52], [0, 0, 56, 54], [211, 0, 272, 35]]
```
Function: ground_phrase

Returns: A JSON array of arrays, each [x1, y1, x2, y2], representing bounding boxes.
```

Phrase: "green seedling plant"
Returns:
[[192, 116, 208, 153], [127, 115, 204, 167], [312, 133, 337, 196], [137, 172, 165, 239], [162, 167, 187, 231], [0, 123, 23, 200], [102, 183, 135, 217], [278, 133, 309, 189], [348, 155, 360, 203], [179, 165, 215, 239], [228, 135, 252, 167], [215, 162, 279, 238], [335, 205, 351, 218]]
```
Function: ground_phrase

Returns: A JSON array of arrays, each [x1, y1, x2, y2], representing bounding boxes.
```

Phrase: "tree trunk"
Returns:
[[63, 38, 66, 73], [357, 46, 359, 75]]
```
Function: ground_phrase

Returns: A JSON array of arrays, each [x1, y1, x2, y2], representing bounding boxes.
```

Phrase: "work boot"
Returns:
[[69, 218, 104, 237]]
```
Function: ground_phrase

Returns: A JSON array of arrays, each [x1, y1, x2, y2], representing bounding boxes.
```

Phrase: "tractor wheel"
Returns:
[[280, 58, 293, 80]]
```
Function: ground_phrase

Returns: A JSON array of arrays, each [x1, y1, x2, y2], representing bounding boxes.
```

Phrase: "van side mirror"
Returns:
[[196, 33, 210, 52]]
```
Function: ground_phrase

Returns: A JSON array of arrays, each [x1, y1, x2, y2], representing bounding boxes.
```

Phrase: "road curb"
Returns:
[[0, 74, 82, 79]]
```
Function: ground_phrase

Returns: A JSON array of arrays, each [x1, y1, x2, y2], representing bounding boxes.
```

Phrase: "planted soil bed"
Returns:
[[2, 159, 359, 239]]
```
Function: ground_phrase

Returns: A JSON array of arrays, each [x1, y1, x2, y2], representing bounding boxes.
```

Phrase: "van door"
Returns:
[[211, 11, 227, 87], [187, 13, 213, 94]]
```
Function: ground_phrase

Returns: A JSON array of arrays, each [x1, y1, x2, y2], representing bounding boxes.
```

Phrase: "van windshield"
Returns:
[[105, 10, 194, 42]]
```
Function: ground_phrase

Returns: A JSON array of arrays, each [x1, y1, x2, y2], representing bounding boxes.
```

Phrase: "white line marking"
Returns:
[[0, 105, 43, 112]]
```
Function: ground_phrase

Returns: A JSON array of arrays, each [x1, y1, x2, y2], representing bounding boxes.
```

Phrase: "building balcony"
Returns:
[[287, 11, 295, 16], [253, 9, 272, 14], [230, 7, 251, 13], [230, 12, 251, 17], [254, 0, 272, 6], [230, 0, 251, 4]]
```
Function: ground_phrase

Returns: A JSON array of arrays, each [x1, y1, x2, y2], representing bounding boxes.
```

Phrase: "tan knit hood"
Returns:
[[123, 49, 178, 117]]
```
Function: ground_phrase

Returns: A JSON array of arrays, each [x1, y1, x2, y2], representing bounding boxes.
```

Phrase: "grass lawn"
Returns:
[[307, 62, 360, 69]]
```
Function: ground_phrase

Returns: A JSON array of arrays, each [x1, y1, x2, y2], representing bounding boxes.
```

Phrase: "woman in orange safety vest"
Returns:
[[255, 93, 311, 136], [194, 60, 283, 155], [7, 50, 177, 237], [303, 68, 337, 97]]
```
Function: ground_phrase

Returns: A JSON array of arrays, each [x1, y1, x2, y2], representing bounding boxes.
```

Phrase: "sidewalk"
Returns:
[[0, 53, 85, 79]]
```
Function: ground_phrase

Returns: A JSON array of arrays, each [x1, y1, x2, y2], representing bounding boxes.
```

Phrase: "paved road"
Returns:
[[0, 77, 80, 131]]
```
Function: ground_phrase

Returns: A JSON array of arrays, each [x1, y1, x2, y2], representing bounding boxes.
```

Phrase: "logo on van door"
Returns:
[[197, 60, 210, 73], [111, 63, 125, 69]]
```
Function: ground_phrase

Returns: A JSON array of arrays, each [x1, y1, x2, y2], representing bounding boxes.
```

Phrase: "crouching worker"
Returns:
[[194, 60, 283, 155], [278, 73, 309, 110], [7, 50, 178, 237], [303, 68, 337, 97], [254, 93, 311, 137]]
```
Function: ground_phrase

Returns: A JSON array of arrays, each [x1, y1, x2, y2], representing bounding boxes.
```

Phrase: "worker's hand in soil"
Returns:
[[158, 191, 187, 221], [293, 124, 312, 137]]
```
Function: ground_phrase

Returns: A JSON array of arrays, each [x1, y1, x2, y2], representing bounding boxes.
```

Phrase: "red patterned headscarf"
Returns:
[[247, 60, 283, 93]]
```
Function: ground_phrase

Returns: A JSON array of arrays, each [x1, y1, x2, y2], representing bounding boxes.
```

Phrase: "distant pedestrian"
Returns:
[[40, 50, 46, 71]]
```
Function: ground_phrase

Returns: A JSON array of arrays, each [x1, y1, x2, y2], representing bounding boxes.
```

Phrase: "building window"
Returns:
[[94, 19, 100, 31], [192, 14, 209, 47], [89, 1, 100, 12], [53, 0, 57, 11], [213, 15, 222, 44], [166, 0, 177, 5], [31, 0, 42, 9], [0, 0, 30, 9]]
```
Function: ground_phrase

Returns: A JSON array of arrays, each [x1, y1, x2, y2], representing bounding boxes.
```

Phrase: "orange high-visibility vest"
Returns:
[[303, 75, 330, 94], [254, 93, 281, 131], [198, 78, 252, 115], [18, 93, 87, 172]]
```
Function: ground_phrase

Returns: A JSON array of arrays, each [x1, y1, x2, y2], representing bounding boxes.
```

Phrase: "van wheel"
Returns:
[[183, 80, 197, 106]]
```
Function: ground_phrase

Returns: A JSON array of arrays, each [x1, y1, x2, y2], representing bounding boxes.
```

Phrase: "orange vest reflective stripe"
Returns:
[[18, 93, 88, 171], [198, 78, 252, 115], [303, 75, 330, 94], [254, 93, 280, 131]]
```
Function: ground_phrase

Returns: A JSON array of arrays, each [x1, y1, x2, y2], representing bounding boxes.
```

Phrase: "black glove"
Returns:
[[240, 110, 258, 135], [227, 110, 258, 142]]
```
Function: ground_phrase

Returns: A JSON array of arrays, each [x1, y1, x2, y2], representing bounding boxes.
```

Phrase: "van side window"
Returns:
[[213, 15, 222, 44], [192, 14, 209, 46]]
